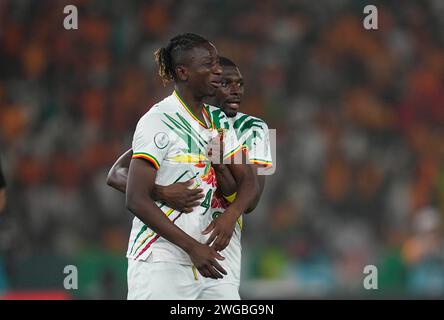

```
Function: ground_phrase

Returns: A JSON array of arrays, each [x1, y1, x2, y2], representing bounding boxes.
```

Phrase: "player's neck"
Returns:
[[174, 85, 205, 116]]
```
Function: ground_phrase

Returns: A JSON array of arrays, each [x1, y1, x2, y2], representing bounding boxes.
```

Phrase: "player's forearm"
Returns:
[[226, 165, 259, 217], [244, 170, 265, 213], [125, 195, 197, 254], [106, 167, 128, 193], [106, 170, 167, 202], [151, 185, 168, 202], [213, 164, 237, 196], [107, 149, 133, 193]]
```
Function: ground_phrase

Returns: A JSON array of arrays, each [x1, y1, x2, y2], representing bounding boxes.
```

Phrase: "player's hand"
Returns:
[[202, 209, 238, 252], [155, 179, 204, 213], [207, 130, 224, 164], [188, 242, 227, 279]]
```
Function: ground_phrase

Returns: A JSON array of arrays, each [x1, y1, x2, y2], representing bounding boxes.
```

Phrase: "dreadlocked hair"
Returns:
[[154, 33, 209, 86]]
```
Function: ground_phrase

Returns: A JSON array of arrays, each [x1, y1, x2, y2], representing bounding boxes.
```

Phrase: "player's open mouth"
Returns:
[[210, 81, 221, 88], [225, 99, 240, 110]]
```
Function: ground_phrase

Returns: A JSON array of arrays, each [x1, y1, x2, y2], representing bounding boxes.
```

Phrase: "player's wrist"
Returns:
[[224, 206, 242, 221], [182, 238, 200, 255], [152, 184, 165, 201]]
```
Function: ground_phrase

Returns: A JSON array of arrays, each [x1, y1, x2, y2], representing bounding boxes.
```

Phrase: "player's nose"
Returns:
[[230, 85, 241, 95]]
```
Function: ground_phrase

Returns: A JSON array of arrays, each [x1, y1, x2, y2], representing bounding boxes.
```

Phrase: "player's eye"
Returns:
[[221, 81, 228, 87]]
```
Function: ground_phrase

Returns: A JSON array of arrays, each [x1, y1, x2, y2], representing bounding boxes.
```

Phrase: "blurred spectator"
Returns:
[[0, 158, 6, 214], [0, 157, 7, 295]]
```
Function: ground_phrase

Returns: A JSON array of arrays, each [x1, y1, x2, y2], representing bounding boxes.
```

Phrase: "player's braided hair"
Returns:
[[154, 33, 209, 86]]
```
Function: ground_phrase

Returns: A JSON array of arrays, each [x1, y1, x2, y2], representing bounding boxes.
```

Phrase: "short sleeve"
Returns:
[[246, 122, 273, 168], [131, 113, 171, 170]]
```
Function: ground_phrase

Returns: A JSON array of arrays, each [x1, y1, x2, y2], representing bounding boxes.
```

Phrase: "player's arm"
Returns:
[[251, 166, 266, 209], [203, 163, 258, 251], [106, 148, 162, 197], [225, 163, 258, 215], [126, 158, 226, 279], [107, 149, 204, 212], [212, 163, 237, 196], [106, 149, 133, 193], [241, 121, 273, 212], [213, 163, 266, 213], [208, 132, 258, 210]]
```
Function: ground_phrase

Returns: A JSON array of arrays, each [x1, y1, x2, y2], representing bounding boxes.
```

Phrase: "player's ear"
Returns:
[[175, 65, 188, 81]]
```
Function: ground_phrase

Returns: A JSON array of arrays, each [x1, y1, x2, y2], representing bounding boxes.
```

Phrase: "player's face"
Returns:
[[185, 42, 222, 98], [215, 66, 244, 118]]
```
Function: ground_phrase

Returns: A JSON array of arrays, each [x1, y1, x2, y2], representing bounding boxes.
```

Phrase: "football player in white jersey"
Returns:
[[202, 56, 274, 296], [108, 55, 272, 299], [109, 33, 258, 300]]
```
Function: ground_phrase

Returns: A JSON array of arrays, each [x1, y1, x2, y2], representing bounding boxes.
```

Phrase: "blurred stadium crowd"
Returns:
[[1, 0, 444, 299]]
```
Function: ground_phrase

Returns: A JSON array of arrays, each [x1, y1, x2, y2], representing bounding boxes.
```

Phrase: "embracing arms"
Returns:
[[124, 158, 226, 279], [107, 149, 204, 212]]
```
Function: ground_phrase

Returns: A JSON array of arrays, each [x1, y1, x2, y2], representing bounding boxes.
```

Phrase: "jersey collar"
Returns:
[[173, 90, 214, 129]]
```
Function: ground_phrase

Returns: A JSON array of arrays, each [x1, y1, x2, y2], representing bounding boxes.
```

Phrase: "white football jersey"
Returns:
[[205, 111, 274, 285], [127, 91, 242, 265]]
